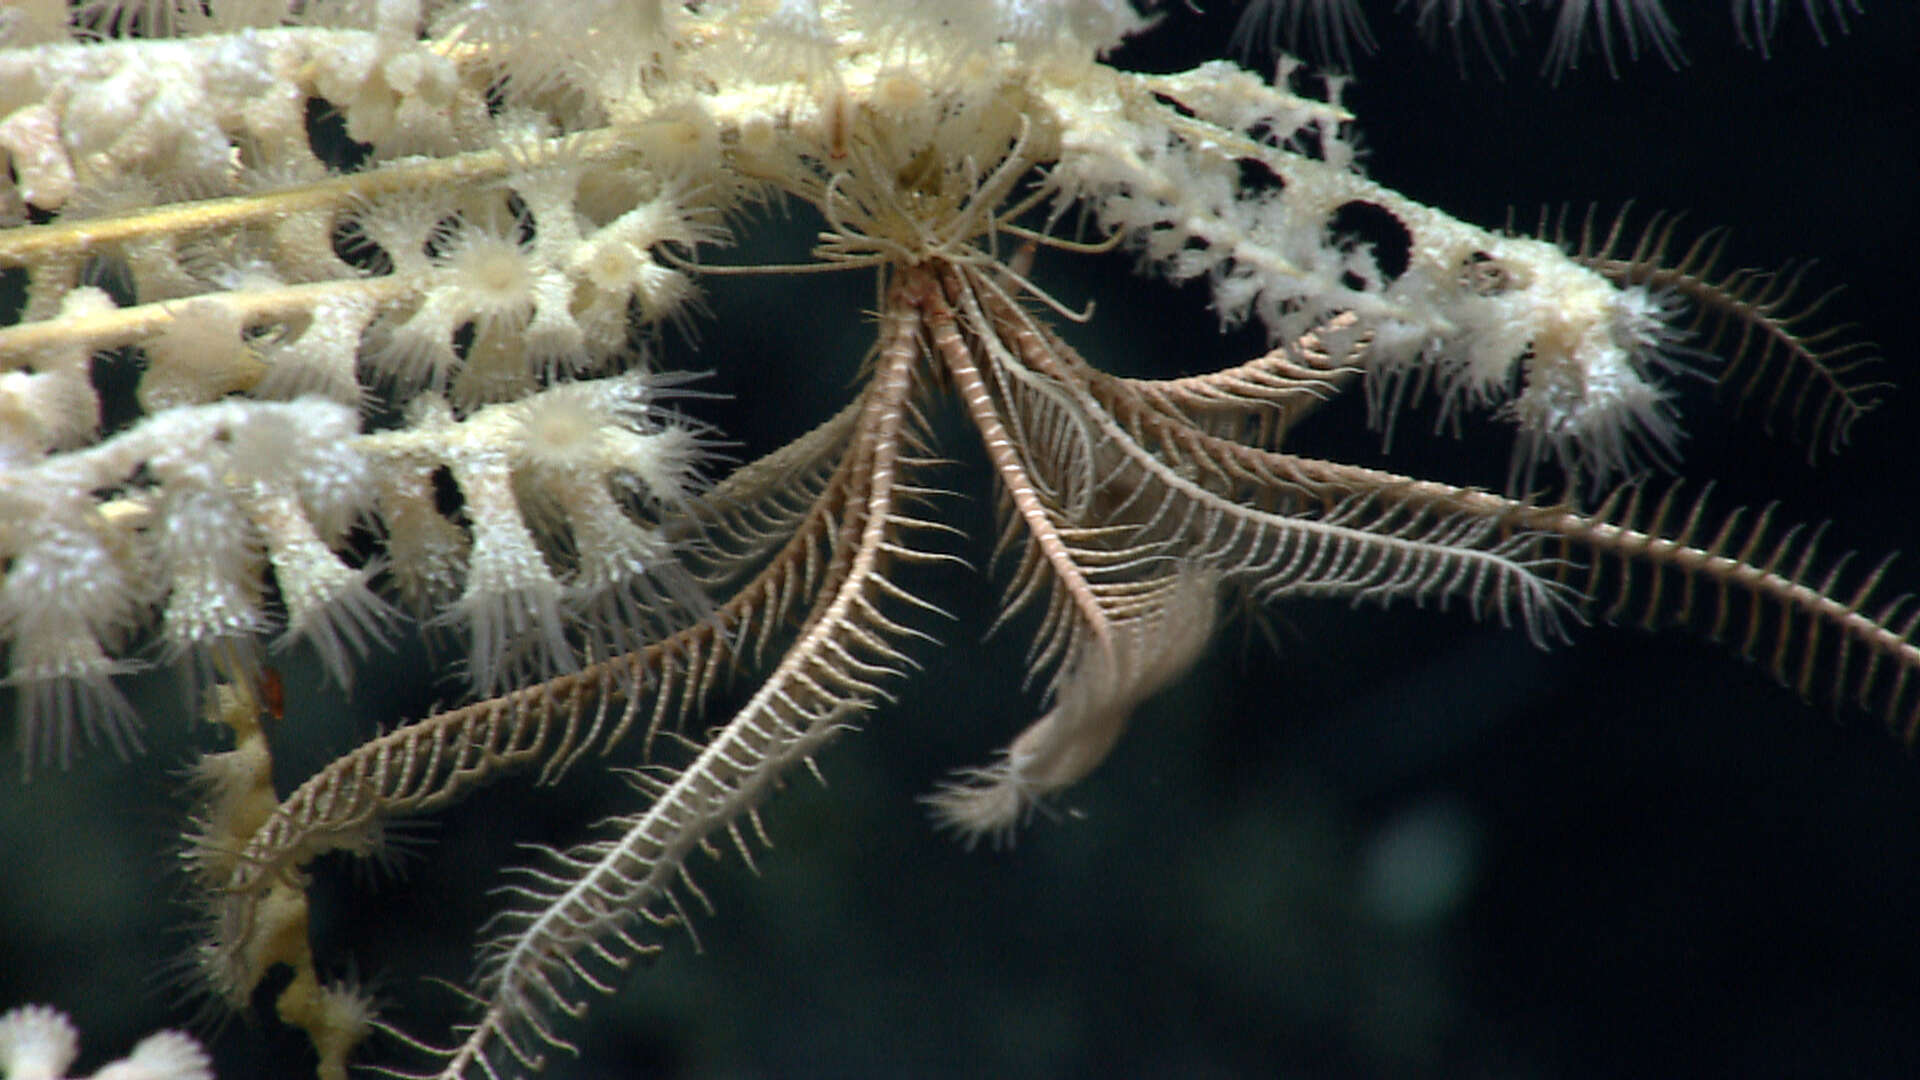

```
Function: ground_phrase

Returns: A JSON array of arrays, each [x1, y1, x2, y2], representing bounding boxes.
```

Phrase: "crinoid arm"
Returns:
[[1549, 205, 1885, 460], [361, 279, 946, 1080], [196, 383, 877, 1019]]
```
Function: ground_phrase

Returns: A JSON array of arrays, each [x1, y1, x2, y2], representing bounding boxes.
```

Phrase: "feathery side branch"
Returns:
[[919, 272, 1226, 843], [1109, 312, 1366, 447], [922, 265, 1565, 845], [1556, 206, 1884, 456], [973, 270, 1572, 645], [922, 283, 1113, 654], [419, 275, 933, 1080], [1240, 451, 1920, 738], [673, 398, 865, 597], [209, 406, 866, 946]]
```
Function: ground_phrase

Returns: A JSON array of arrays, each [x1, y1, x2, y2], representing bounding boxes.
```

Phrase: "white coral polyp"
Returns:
[[87, 1030, 213, 1080], [0, 1005, 209, 1080], [250, 486, 396, 688], [1508, 339, 1678, 490], [0, 1004, 79, 1080], [442, 451, 576, 693], [154, 482, 267, 663], [440, 226, 539, 337]]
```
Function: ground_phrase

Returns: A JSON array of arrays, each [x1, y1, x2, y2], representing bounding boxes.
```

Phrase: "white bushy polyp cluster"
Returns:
[[0, 1004, 210, 1080], [0, 1, 1698, 775]]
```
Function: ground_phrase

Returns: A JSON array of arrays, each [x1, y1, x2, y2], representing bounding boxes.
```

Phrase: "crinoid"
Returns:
[[0, 2, 1915, 1078]]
